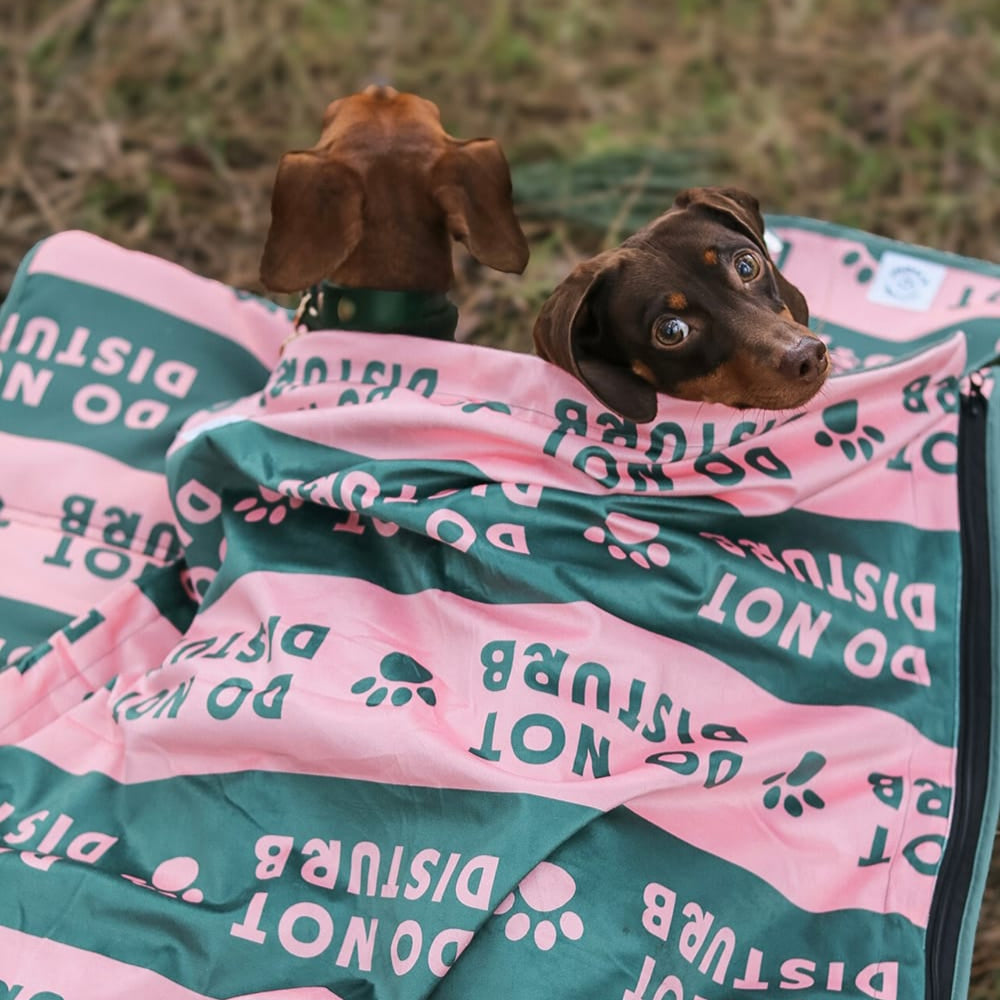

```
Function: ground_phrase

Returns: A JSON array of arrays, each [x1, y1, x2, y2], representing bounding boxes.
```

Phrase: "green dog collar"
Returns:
[[295, 282, 459, 341]]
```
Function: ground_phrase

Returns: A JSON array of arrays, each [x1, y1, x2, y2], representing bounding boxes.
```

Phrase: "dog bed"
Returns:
[[0, 220, 998, 999]]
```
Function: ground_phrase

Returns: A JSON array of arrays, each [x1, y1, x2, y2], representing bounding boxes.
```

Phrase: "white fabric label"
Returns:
[[867, 251, 947, 312]]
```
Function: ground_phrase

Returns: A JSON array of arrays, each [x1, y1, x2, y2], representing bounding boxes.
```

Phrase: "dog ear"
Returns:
[[259, 151, 365, 293], [673, 186, 810, 325], [533, 252, 659, 423], [431, 138, 530, 275], [771, 264, 809, 325], [674, 186, 767, 249]]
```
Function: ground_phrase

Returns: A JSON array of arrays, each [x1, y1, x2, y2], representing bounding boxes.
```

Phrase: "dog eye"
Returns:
[[734, 251, 761, 281], [653, 317, 690, 347]]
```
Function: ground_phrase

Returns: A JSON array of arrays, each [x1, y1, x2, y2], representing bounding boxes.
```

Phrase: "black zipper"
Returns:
[[926, 374, 994, 999]]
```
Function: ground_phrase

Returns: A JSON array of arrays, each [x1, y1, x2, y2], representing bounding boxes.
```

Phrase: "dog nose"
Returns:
[[363, 83, 399, 100], [778, 336, 828, 382]]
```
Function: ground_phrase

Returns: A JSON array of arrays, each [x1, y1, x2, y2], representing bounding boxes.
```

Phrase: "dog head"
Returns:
[[260, 85, 529, 293], [532, 186, 829, 422]]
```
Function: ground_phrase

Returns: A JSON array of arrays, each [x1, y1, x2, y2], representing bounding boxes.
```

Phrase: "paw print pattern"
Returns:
[[814, 400, 885, 461], [584, 512, 670, 569], [816, 334, 893, 375], [826, 344, 861, 374], [234, 487, 304, 525], [122, 856, 204, 904], [351, 652, 437, 706], [842, 249, 875, 285], [762, 751, 827, 817], [494, 861, 584, 951]]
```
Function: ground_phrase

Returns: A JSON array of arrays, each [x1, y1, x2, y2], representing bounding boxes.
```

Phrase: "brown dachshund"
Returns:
[[260, 84, 529, 334], [533, 187, 829, 422]]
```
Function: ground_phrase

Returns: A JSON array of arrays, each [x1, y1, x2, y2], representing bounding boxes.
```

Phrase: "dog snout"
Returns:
[[778, 336, 828, 382]]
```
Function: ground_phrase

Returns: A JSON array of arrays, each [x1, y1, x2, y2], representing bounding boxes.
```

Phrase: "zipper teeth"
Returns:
[[926, 383, 992, 999]]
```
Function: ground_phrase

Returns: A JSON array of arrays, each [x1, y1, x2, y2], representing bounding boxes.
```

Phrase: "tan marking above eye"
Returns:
[[667, 292, 688, 310], [703, 249, 718, 265]]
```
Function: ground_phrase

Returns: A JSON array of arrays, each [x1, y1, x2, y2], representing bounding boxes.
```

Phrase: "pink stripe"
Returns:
[[785, 340, 963, 531], [0, 431, 173, 547], [0, 518, 159, 619], [0, 925, 342, 999], [20, 574, 953, 926], [0, 581, 184, 744], [27, 231, 289, 368], [194, 330, 965, 531]]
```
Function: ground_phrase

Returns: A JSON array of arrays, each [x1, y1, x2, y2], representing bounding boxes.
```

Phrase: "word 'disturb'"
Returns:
[[1, 313, 197, 430]]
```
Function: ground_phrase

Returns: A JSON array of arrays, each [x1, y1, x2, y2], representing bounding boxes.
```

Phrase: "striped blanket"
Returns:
[[0, 219, 998, 999]]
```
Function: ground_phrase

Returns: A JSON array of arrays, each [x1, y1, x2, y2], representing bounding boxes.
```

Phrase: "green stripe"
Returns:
[[134, 562, 196, 635], [170, 421, 960, 746], [0, 748, 925, 998], [441, 805, 926, 1000], [0, 747, 595, 997], [0, 596, 72, 669], [1, 273, 271, 473]]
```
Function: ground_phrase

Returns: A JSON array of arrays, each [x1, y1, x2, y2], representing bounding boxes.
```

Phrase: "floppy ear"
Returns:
[[533, 252, 659, 423], [431, 138, 530, 274], [259, 151, 364, 293], [673, 186, 809, 325], [673, 186, 767, 248], [771, 263, 810, 325]]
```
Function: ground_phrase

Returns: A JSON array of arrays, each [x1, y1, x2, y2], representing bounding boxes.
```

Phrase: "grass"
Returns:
[[1, 0, 999, 993], [2, 0, 997, 334]]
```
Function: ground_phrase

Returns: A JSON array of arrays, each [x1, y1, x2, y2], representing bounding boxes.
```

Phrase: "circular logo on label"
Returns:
[[882, 266, 929, 301]]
